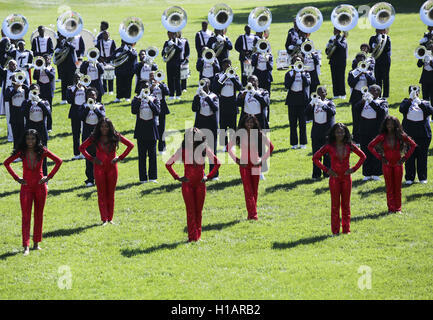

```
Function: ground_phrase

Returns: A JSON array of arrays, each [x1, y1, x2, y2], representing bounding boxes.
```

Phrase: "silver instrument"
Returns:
[[202, 48, 216, 64], [296, 6, 323, 34], [256, 39, 270, 55], [155, 70, 165, 82], [2, 14, 28, 40], [414, 45, 433, 63], [301, 39, 314, 56], [80, 74, 92, 87], [87, 47, 100, 65], [368, 3, 395, 60], [145, 46, 159, 63], [218, 66, 237, 85], [248, 7, 272, 33], [33, 56, 46, 70], [13, 71, 26, 85], [208, 4, 233, 30], [54, 11, 83, 65], [161, 6, 187, 63], [112, 17, 144, 67], [420, 1, 433, 26]]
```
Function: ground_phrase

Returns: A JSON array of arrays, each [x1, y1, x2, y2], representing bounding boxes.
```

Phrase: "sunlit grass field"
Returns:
[[0, 0, 432, 299]]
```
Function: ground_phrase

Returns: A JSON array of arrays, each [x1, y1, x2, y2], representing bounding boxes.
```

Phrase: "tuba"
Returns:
[[202, 48, 216, 64], [33, 56, 46, 70], [327, 5, 358, 59], [369, 3, 395, 60], [112, 17, 144, 67], [54, 11, 83, 65], [296, 7, 323, 34], [420, 1, 433, 26], [161, 6, 187, 63], [248, 7, 272, 33], [208, 4, 233, 57], [2, 14, 28, 40]]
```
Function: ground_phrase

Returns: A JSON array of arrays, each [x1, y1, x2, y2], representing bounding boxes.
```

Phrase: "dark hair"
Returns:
[[360, 43, 370, 51], [379, 115, 408, 152], [222, 58, 231, 66], [327, 123, 352, 145], [85, 87, 98, 99], [91, 118, 120, 152], [30, 83, 40, 91], [237, 114, 265, 150], [101, 21, 109, 29], [181, 127, 207, 157], [12, 129, 45, 161]]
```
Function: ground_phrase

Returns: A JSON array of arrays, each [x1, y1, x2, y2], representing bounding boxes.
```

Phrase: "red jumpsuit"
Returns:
[[166, 147, 220, 241], [313, 143, 366, 234], [4, 149, 62, 246], [227, 136, 274, 220], [368, 134, 416, 212], [79, 135, 134, 222]]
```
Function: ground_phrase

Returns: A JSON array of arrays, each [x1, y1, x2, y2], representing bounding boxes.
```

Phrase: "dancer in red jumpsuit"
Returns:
[[79, 118, 134, 225], [368, 115, 416, 214], [313, 123, 366, 235], [227, 115, 274, 220], [165, 127, 221, 242], [3, 129, 62, 255]]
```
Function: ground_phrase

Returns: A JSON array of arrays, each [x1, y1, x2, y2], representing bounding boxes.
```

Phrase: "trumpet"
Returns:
[[155, 70, 165, 82], [292, 60, 306, 72], [357, 60, 370, 73], [87, 47, 100, 64], [361, 86, 369, 95], [140, 88, 151, 99], [296, 6, 323, 34], [13, 71, 26, 85], [301, 39, 314, 56], [33, 56, 46, 70], [248, 7, 272, 33], [420, 1, 433, 27], [198, 79, 207, 88], [409, 85, 421, 100], [245, 82, 254, 92], [202, 48, 216, 64], [208, 4, 233, 30], [80, 74, 92, 87], [145, 46, 159, 63], [256, 39, 270, 55], [54, 11, 83, 65], [30, 89, 41, 102], [415, 45, 433, 63], [112, 17, 144, 67], [218, 66, 237, 85], [87, 97, 95, 110], [2, 14, 29, 40]]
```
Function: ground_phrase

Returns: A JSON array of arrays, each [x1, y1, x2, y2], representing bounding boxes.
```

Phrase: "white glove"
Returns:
[[413, 97, 421, 105], [217, 35, 224, 42], [89, 103, 95, 111], [296, 39, 302, 45], [365, 93, 373, 103], [168, 40, 174, 46]]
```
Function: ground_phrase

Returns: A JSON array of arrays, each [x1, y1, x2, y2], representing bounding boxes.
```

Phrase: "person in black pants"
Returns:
[[354, 84, 388, 181], [131, 83, 161, 183], [285, 19, 303, 56], [235, 25, 258, 86], [4, 78, 28, 149], [66, 73, 86, 160], [369, 29, 391, 98], [400, 86, 433, 184], [417, 55, 433, 106], [327, 28, 347, 99], [79, 88, 106, 186], [196, 46, 220, 84], [177, 31, 190, 92], [55, 34, 77, 105], [149, 72, 170, 154], [163, 31, 182, 100], [207, 29, 233, 67], [195, 21, 213, 58], [96, 31, 116, 95], [251, 47, 273, 95], [193, 78, 220, 179], [80, 53, 105, 103], [113, 41, 137, 103], [212, 58, 243, 151], [285, 57, 311, 149], [306, 86, 336, 180]]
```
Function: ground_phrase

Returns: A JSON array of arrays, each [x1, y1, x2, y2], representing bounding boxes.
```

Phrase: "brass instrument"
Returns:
[[414, 45, 433, 63], [208, 4, 233, 30], [327, 5, 358, 59], [140, 88, 151, 100], [198, 79, 207, 88], [112, 17, 144, 67], [33, 56, 46, 70], [202, 48, 216, 64], [145, 46, 159, 63], [301, 39, 314, 56], [87, 47, 100, 65], [54, 11, 83, 65], [13, 71, 26, 85], [161, 6, 187, 63], [296, 7, 323, 34], [368, 3, 395, 60], [245, 82, 254, 92], [155, 70, 165, 82], [248, 7, 272, 33], [357, 60, 370, 73], [218, 66, 237, 85], [80, 74, 92, 87], [2, 14, 28, 40], [256, 39, 270, 55]]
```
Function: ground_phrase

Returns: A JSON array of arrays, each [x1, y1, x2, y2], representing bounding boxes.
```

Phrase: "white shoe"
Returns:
[[260, 173, 266, 180], [125, 98, 131, 102], [182, 89, 187, 93], [211, 177, 219, 181], [340, 95, 346, 100], [420, 180, 428, 184], [222, 145, 227, 152], [371, 175, 381, 181], [176, 96, 181, 100], [306, 120, 312, 124], [291, 145, 299, 149], [109, 91, 114, 95], [149, 179, 158, 183], [60, 100, 67, 105], [158, 151, 166, 156], [113, 98, 120, 103], [299, 145, 307, 149], [78, 154, 85, 160], [71, 155, 81, 160], [109, 221, 115, 225], [102, 221, 108, 226], [48, 129, 52, 133], [168, 96, 175, 100], [86, 182, 94, 187], [405, 180, 413, 185], [140, 180, 148, 184], [363, 176, 371, 181]]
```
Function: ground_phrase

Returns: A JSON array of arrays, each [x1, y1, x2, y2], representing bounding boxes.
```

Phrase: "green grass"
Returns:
[[0, 0, 432, 299]]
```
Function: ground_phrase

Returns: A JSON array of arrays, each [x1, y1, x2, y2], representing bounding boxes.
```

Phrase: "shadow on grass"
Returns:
[[121, 240, 187, 257], [0, 251, 21, 260], [271, 147, 291, 155], [78, 182, 142, 200], [183, 219, 241, 233], [140, 183, 181, 196], [351, 210, 391, 222], [272, 234, 332, 249], [314, 179, 367, 195], [271, 123, 289, 131], [266, 178, 316, 193], [406, 192, 433, 202], [43, 223, 100, 238], [0, 190, 20, 198]]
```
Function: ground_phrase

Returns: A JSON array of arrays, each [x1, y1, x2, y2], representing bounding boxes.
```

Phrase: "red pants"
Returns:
[[94, 164, 118, 222], [329, 176, 352, 234], [20, 183, 47, 246], [182, 182, 206, 241], [382, 164, 403, 212], [240, 166, 260, 220]]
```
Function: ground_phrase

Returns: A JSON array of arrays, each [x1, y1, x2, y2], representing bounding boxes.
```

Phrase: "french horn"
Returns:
[[2, 14, 28, 40], [248, 7, 272, 33], [208, 4, 233, 30], [112, 17, 144, 67]]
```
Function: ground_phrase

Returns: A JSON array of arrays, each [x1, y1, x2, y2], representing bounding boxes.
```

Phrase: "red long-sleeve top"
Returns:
[[313, 143, 366, 178], [368, 133, 417, 166], [4, 149, 62, 185], [79, 134, 134, 167], [165, 147, 221, 185], [227, 135, 274, 167]]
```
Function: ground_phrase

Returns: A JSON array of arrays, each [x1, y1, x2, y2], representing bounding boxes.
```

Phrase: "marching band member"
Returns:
[[0, 59, 18, 141], [131, 83, 161, 183], [192, 78, 220, 179], [22, 84, 51, 176], [79, 118, 134, 225], [235, 25, 258, 86], [368, 116, 416, 214], [0, 30, 11, 67], [8, 40, 33, 85], [71, 33, 85, 63], [212, 58, 242, 150], [417, 52, 433, 106], [327, 28, 347, 100], [195, 21, 213, 57], [284, 57, 311, 149], [79, 87, 106, 186], [31, 26, 54, 57], [165, 127, 221, 242], [3, 129, 62, 255], [177, 31, 190, 92], [55, 33, 77, 105], [33, 54, 56, 131], [4, 74, 28, 149], [134, 49, 158, 95], [79, 51, 105, 102], [196, 46, 220, 83], [285, 19, 303, 56], [66, 73, 86, 160], [305, 86, 336, 180], [207, 29, 233, 66], [348, 56, 376, 144], [369, 29, 391, 99], [96, 30, 116, 95], [163, 31, 182, 100], [237, 75, 269, 131], [302, 50, 320, 94], [313, 123, 366, 235], [251, 43, 274, 95], [95, 21, 109, 43], [149, 71, 170, 154], [113, 41, 137, 103], [227, 115, 274, 220], [351, 44, 375, 71], [399, 86, 433, 184], [354, 84, 388, 181]]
